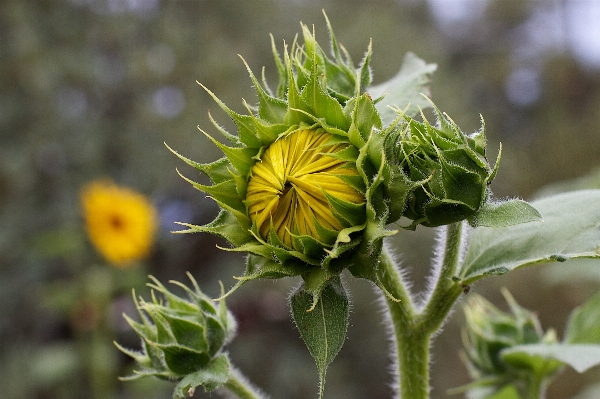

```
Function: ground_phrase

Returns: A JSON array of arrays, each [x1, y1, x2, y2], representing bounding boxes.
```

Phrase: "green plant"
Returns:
[[117, 12, 600, 399]]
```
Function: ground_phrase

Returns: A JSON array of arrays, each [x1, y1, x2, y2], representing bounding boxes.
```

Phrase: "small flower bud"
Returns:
[[385, 103, 499, 228], [461, 289, 559, 393], [116, 274, 236, 381]]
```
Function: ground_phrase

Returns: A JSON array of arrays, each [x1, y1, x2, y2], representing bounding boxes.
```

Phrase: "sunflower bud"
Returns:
[[461, 289, 559, 394], [159, 8, 464, 315], [246, 128, 366, 255], [116, 274, 235, 393], [166, 12, 434, 302], [385, 103, 500, 228]]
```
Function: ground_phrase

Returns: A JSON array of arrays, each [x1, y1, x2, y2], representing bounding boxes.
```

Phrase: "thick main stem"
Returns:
[[393, 318, 430, 399], [378, 247, 428, 398], [378, 223, 466, 399]]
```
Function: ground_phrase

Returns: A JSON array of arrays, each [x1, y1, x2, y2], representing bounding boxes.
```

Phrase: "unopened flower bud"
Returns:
[[461, 289, 559, 394], [246, 128, 366, 255], [386, 103, 499, 228], [116, 274, 235, 381]]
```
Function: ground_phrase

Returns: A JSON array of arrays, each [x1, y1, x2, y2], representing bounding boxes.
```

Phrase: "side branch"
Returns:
[[417, 222, 466, 333]]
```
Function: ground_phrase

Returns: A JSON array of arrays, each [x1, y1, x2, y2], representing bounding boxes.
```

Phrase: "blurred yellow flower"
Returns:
[[81, 179, 157, 267]]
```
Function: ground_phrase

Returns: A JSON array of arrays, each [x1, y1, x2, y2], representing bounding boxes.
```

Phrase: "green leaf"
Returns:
[[358, 40, 373, 92], [469, 199, 543, 228], [347, 220, 395, 281], [321, 12, 357, 100], [199, 83, 262, 148], [501, 343, 600, 374], [459, 190, 600, 284], [239, 56, 288, 124], [200, 131, 257, 177], [284, 53, 315, 125], [351, 92, 382, 143], [325, 192, 367, 227], [292, 233, 330, 260], [173, 354, 230, 398], [290, 276, 349, 399], [368, 52, 437, 123], [162, 315, 208, 352], [252, 120, 288, 146], [205, 315, 227, 356], [565, 290, 600, 344], [177, 175, 248, 221], [243, 253, 308, 280]]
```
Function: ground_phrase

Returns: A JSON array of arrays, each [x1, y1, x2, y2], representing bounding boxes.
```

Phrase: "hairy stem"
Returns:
[[378, 223, 466, 399], [378, 246, 416, 311], [378, 247, 427, 398], [223, 367, 269, 399], [418, 222, 465, 332]]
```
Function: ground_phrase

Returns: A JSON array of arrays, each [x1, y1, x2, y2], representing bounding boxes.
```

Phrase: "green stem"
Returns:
[[378, 247, 427, 399], [377, 223, 466, 399], [525, 375, 547, 399], [378, 246, 416, 309], [418, 222, 465, 332], [223, 367, 269, 399], [394, 323, 431, 399], [88, 328, 117, 399]]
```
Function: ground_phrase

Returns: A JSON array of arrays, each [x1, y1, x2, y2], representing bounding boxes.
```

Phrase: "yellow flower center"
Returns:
[[245, 128, 364, 249]]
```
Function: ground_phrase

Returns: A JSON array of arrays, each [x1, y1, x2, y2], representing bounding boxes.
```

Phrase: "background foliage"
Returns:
[[2, 0, 600, 398]]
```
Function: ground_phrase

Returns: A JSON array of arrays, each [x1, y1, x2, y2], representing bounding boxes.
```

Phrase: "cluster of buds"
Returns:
[[116, 274, 235, 395], [461, 289, 560, 395], [170, 13, 500, 302]]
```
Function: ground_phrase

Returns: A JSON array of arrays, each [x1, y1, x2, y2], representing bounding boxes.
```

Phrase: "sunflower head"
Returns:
[[80, 179, 157, 266], [169, 14, 414, 301]]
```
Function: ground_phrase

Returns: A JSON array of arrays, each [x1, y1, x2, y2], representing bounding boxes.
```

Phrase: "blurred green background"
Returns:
[[2, 0, 600, 398]]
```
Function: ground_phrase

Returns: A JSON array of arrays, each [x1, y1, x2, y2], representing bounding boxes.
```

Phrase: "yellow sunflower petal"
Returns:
[[245, 128, 364, 250]]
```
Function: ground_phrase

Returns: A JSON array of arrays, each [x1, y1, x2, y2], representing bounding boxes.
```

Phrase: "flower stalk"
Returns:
[[418, 222, 466, 332], [378, 223, 467, 399]]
